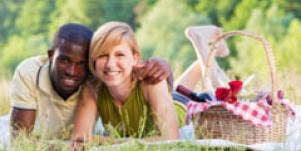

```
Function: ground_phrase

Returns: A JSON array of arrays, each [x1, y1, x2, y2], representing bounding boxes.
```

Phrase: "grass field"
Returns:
[[6, 136, 253, 151], [0, 70, 300, 150]]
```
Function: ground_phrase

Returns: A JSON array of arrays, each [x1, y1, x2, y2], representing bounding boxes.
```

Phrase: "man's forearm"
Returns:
[[10, 107, 36, 137]]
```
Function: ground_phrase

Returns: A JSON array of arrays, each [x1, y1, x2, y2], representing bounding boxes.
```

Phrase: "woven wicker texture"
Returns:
[[195, 31, 288, 144]]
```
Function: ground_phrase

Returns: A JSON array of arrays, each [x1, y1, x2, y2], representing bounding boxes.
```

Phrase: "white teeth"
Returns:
[[105, 71, 120, 76], [63, 79, 76, 85]]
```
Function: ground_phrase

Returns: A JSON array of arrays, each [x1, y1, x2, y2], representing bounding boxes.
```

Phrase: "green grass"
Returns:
[[1, 70, 300, 150], [4, 136, 251, 151], [90, 140, 251, 151]]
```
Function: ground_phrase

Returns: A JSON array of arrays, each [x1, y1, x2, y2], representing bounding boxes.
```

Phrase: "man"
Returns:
[[10, 23, 172, 139]]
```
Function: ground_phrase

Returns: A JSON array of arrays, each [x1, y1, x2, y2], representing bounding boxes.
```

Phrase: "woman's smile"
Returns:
[[104, 70, 121, 75], [104, 70, 121, 79]]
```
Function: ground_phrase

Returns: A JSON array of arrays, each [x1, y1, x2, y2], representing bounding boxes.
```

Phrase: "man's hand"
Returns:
[[133, 57, 173, 86]]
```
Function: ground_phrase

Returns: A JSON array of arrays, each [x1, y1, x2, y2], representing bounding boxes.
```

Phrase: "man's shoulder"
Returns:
[[10, 55, 49, 110], [15, 55, 48, 74], [17, 55, 48, 68]]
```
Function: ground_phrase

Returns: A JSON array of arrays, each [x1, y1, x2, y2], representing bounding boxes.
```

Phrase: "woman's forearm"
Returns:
[[71, 86, 98, 142], [144, 81, 180, 140]]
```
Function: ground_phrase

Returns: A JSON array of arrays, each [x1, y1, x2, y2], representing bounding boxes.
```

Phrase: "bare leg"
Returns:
[[174, 61, 201, 90], [175, 26, 230, 91]]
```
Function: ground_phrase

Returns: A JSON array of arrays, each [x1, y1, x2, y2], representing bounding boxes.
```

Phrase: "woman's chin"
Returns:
[[103, 81, 121, 87]]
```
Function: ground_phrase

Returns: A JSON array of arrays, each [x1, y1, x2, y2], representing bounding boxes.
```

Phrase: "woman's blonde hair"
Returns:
[[89, 21, 141, 76]]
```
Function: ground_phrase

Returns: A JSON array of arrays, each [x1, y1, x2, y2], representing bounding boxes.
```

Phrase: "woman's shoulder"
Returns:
[[140, 80, 168, 90], [140, 80, 170, 101]]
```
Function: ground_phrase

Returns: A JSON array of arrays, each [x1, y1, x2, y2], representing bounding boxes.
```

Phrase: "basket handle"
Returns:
[[203, 31, 278, 103]]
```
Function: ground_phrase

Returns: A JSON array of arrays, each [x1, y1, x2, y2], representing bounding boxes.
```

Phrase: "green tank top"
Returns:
[[97, 83, 186, 138], [97, 83, 156, 138]]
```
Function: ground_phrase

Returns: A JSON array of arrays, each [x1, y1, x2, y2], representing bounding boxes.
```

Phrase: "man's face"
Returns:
[[48, 40, 88, 99]]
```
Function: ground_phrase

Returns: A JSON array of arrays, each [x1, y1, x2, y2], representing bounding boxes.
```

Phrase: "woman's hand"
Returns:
[[69, 138, 85, 151]]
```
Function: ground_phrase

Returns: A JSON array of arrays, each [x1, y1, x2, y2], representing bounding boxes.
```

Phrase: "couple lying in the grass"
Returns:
[[10, 21, 229, 144], [72, 21, 182, 141], [72, 22, 230, 144]]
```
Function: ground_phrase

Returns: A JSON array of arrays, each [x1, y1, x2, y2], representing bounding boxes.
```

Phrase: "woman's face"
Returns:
[[95, 40, 139, 87]]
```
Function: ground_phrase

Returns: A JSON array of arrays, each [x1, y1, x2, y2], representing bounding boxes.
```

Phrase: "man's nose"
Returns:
[[66, 63, 77, 76]]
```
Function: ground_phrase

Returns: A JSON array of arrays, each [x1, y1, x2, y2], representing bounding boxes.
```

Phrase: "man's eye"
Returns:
[[60, 58, 69, 63], [77, 61, 86, 67]]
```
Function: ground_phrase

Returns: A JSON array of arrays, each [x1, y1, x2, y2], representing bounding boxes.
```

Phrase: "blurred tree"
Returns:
[[134, 0, 158, 27], [228, 3, 295, 86], [137, 0, 210, 77], [100, 0, 139, 29], [1, 0, 301, 82], [277, 0, 301, 20], [15, 0, 55, 37], [48, 0, 140, 34], [0, 0, 52, 76], [277, 19, 301, 73], [0, 0, 24, 45], [0, 0, 143, 76], [0, 36, 47, 76], [195, 0, 240, 27], [223, 0, 270, 30], [48, 0, 91, 38], [0, 0, 56, 76]]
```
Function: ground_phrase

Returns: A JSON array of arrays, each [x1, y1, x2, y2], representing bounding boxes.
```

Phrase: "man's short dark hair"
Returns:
[[50, 23, 93, 51]]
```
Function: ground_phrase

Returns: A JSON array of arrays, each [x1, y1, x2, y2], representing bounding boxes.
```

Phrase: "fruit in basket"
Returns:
[[215, 80, 243, 103]]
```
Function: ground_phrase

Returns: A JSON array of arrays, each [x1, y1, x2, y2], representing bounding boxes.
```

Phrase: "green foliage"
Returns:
[[195, 0, 240, 26], [223, 0, 271, 30], [277, 19, 301, 73], [277, 0, 301, 20], [225, 3, 301, 100], [137, 0, 210, 76], [0, 0, 142, 76], [0, 36, 46, 76], [48, 0, 140, 31], [0, 0, 300, 101], [47, 0, 91, 37], [15, 0, 55, 37], [228, 3, 295, 80], [0, 0, 25, 44], [100, 0, 139, 29]]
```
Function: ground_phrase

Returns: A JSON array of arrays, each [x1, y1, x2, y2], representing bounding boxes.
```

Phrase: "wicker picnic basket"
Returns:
[[194, 31, 288, 144]]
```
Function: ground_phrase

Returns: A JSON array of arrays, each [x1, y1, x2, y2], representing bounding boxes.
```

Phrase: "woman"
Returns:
[[71, 21, 180, 142]]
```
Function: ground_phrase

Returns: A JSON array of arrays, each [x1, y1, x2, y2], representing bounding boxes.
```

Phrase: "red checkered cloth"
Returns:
[[186, 98, 295, 127]]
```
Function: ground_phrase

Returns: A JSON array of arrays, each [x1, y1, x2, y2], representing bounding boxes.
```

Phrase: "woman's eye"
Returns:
[[116, 53, 125, 57], [98, 55, 108, 58]]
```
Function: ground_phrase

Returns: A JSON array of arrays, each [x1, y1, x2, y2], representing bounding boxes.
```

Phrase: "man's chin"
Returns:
[[62, 85, 79, 94]]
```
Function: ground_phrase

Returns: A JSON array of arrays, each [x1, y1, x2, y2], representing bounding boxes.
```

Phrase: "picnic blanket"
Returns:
[[186, 98, 296, 127], [1, 105, 301, 150], [0, 114, 10, 148]]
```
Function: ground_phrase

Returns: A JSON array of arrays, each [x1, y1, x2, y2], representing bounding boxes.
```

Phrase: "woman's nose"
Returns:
[[105, 56, 116, 67]]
